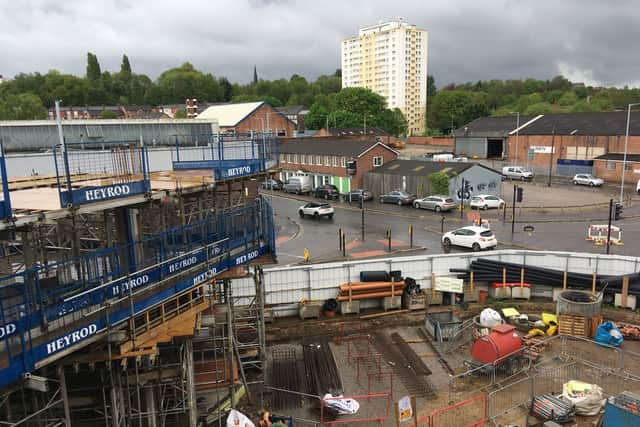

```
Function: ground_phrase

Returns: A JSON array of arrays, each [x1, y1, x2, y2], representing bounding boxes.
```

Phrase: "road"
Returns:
[[268, 186, 640, 265]]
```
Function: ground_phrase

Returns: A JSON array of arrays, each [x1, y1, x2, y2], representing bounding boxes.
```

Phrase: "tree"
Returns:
[[174, 109, 187, 118], [0, 93, 47, 119], [429, 172, 450, 195], [428, 90, 489, 133], [304, 103, 330, 129], [120, 54, 132, 76], [100, 110, 118, 119], [219, 77, 234, 101], [86, 52, 101, 80]]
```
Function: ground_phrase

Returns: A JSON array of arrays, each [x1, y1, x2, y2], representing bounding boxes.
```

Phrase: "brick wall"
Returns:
[[231, 104, 296, 137], [407, 136, 454, 146], [507, 134, 640, 169], [593, 160, 640, 184]]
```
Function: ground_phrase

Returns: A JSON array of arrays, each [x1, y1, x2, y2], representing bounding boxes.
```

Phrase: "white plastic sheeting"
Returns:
[[233, 250, 640, 318]]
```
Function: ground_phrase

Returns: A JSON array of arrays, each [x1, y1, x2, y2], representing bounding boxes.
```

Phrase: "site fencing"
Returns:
[[0, 142, 11, 219], [408, 394, 488, 427], [53, 139, 150, 207]]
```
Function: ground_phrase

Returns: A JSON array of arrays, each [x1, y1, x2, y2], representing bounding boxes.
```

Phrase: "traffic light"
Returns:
[[516, 187, 524, 203], [614, 202, 623, 220]]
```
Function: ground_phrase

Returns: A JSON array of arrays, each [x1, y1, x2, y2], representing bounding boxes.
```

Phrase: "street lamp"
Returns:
[[620, 103, 640, 203], [510, 112, 520, 164]]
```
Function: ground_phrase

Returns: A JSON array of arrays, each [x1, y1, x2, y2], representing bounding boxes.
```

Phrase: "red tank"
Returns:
[[471, 324, 522, 364]]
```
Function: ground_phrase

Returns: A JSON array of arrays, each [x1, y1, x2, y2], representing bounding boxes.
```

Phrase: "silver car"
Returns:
[[573, 174, 603, 187], [413, 195, 457, 212]]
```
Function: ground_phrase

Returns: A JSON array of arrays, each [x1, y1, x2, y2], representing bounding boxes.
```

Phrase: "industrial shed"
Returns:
[[454, 115, 537, 159], [0, 119, 219, 152], [364, 159, 502, 201]]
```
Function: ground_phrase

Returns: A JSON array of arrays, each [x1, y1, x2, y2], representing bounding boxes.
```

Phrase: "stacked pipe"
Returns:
[[451, 258, 640, 296], [530, 394, 575, 423], [337, 281, 405, 301]]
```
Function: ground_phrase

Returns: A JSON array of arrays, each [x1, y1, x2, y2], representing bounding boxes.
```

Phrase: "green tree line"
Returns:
[[427, 76, 640, 134], [2, 52, 640, 136]]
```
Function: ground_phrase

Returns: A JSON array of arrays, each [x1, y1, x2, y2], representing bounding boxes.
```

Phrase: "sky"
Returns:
[[1, 0, 639, 88]]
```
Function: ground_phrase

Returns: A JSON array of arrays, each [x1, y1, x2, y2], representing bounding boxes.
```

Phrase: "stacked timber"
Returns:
[[337, 281, 405, 302]]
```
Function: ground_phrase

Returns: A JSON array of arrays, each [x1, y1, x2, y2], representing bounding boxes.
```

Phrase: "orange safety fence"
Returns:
[[409, 394, 487, 427]]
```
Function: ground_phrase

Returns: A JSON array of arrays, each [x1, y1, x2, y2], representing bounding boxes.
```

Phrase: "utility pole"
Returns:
[[606, 198, 613, 255], [511, 184, 517, 234], [547, 126, 556, 187], [360, 197, 365, 241]]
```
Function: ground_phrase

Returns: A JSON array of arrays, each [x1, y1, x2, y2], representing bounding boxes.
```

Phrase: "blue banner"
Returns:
[[59, 180, 148, 206], [172, 159, 264, 179]]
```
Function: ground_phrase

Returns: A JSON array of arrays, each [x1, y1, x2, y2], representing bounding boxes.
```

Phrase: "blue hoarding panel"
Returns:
[[59, 180, 148, 206]]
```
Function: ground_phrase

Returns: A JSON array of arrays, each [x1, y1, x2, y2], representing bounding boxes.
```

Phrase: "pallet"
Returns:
[[558, 314, 590, 338]]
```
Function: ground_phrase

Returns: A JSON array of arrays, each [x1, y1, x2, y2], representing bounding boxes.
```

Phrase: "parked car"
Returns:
[[261, 178, 283, 190], [283, 175, 313, 194], [379, 191, 417, 205], [502, 166, 534, 181], [413, 195, 457, 212], [343, 189, 373, 202], [573, 174, 604, 187], [470, 195, 505, 210], [637, 179, 640, 195], [298, 202, 334, 219], [313, 184, 340, 200], [442, 226, 497, 251]]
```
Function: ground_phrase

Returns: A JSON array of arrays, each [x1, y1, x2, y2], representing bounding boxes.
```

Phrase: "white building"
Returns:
[[341, 20, 428, 135]]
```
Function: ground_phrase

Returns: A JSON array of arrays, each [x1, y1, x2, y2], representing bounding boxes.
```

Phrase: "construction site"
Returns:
[[0, 130, 640, 427]]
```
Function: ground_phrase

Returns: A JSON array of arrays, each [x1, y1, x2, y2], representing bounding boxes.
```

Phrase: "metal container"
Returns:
[[556, 290, 602, 317], [471, 324, 522, 364], [425, 311, 462, 342]]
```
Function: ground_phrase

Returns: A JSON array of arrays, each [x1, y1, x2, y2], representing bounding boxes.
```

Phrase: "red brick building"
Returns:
[[456, 112, 640, 182], [278, 137, 398, 191], [198, 102, 296, 137]]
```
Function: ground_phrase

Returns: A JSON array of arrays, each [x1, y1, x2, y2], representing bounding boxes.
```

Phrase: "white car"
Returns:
[[637, 179, 640, 195], [298, 202, 334, 219], [470, 195, 505, 210], [442, 226, 497, 251], [573, 174, 604, 187]]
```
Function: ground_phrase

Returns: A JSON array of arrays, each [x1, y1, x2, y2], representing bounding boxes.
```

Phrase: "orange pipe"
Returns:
[[339, 282, 406, 292], [337, 290, 403, 301]]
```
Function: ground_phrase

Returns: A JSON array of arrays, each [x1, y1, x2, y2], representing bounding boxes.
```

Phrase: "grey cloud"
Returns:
[[0, 0, 638, 87]]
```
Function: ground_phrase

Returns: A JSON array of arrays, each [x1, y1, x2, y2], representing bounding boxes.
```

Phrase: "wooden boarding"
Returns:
[[9, 188, 63, 211]]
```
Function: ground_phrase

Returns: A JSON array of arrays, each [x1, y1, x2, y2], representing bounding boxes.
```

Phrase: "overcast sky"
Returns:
[[1, 0, 639, 88]]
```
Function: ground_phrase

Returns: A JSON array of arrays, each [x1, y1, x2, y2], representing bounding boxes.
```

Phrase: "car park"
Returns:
[[413, 195, 457, 212], [442, 226, 497, 251], [261, 178, 283, 190], [470, 195, 505, 210], [573, 174, 604, 187], [298, 202, 334, 219], [313, 184, 340, 200], [502, 166, 534, 181], [379, 190, 417, 205], [343, 189, 373, 202]]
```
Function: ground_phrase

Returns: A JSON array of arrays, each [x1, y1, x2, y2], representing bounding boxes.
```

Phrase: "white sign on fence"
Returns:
[[434, 276, 464, 293], [397, 395, 412, 422]]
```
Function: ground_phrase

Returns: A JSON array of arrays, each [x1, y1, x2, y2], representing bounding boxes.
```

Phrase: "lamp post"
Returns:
[[620, 103, 640, 203], [510, 111, 520, 163]]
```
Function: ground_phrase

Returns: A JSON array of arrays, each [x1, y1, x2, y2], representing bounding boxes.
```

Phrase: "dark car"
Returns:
[[343, 189, 373, 203], [379, 190, 417, 205], [313, 184, 340, 200], [261, 178, 283, 190]]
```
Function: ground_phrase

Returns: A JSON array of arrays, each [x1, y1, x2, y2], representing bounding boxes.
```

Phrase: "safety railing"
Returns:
[[53, 139, 150, 207], [172, 133, 278, 179], [0, 142, 11, 220], [0, 197, 274, 388]]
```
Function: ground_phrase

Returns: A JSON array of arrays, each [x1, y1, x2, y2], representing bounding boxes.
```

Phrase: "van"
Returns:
[[502, 166, 534, 181], [283, 175, 313, 194]]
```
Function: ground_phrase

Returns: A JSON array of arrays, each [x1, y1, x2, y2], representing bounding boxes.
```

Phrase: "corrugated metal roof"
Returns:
[[197, 102, 264, 126], [369, 159, 501, 177], [594, 153, 640, 162]]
